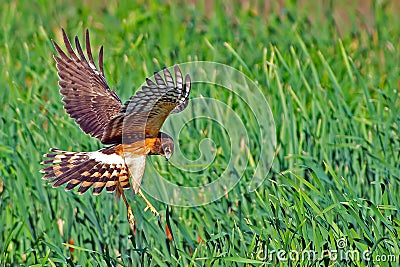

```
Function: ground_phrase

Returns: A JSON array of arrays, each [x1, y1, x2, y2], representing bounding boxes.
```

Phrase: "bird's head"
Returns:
[[159, 132, 174, 161]]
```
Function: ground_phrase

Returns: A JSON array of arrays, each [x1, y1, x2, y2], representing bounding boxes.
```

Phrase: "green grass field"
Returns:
[[1, 0, 400, 266]]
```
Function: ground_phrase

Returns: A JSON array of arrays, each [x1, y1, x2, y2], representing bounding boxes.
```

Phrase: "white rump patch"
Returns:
[[88, 151, 125, 165]]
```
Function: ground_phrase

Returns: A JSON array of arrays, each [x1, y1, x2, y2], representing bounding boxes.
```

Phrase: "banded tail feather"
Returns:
[[40, 147, 131, 195]]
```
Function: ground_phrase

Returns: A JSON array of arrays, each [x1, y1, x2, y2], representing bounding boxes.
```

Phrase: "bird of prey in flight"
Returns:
[[41, 29, 191, 230]]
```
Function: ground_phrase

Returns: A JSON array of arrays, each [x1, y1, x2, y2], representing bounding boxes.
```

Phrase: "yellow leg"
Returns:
[[119, 186, 135, 232], [138, 189, 160, 217]]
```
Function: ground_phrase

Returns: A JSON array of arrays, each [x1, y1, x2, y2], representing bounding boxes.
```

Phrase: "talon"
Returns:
[[127, 206, 135, 233], [138, 189, 160, 217], [118, 184, 136, 233]]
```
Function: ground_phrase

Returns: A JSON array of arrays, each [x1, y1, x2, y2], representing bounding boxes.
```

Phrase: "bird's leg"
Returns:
[[118, 186, 135, 233], [138, 189, 160, 217]]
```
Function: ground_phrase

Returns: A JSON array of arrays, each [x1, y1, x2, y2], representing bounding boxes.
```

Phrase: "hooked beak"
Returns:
[[165, 148, 172, 161]]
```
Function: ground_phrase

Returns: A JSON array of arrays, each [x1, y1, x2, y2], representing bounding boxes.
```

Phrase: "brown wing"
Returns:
[[53, 29, 122, 141], [102, 65, 191, 144]]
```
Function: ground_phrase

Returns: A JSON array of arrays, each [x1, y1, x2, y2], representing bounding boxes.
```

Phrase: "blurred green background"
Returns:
[[1, 0, 399, 266]]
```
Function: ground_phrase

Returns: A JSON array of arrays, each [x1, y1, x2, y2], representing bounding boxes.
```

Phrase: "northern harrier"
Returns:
[[40, 29, 191, 229]]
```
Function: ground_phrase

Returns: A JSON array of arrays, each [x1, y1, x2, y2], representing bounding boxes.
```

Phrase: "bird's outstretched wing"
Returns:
[[102, 66, 191, 144], [53, 29, 122, 141]]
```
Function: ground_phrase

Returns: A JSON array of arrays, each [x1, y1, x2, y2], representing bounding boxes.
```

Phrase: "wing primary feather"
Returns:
[[184, 74, 191, 96], [99, 45, 105, 77], [52, 40, 68, 59], [74, 35, 88, 63], [146, 77, 156, 87], [163, 67, 175, 87], [85, 28, 96, 67], [154, 72, 167, 88], [174, 65, 183, 88], [62, 29, 79, 61]]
